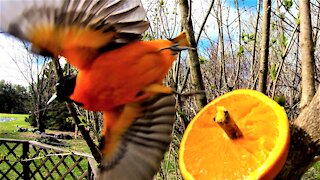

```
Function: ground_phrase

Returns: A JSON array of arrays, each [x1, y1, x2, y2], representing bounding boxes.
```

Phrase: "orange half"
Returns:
[[179, 89, 290, 179]]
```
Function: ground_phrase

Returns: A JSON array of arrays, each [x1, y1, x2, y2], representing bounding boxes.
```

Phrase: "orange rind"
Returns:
[[179, 89, 290, 179]]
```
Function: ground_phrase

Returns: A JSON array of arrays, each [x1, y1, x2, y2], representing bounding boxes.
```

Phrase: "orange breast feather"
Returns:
[[68, 40, 176, 111]]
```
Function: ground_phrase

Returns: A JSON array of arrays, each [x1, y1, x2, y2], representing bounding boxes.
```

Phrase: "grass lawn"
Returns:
[[0, 113, 93, 179], [0, 113, 31, 139], [0, 113, 90, 153], [302, 161, 320, 180]]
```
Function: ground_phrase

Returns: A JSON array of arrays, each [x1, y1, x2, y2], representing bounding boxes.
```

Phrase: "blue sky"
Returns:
[[228, 0, 258, 9], [195, 0, 258, 57]]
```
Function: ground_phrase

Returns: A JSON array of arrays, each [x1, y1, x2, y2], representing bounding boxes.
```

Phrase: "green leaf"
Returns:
[[249, 34, 255, 41], [241, 33, 249, 44], [241, 33, 255, 44], [237, 45, 244, 57], [79, 116, 86, 122], [66, 117, 73, 123], [159, 0, 164, 7], [271, 22, 276, 31], [295, 14, 300, 25], [270, 64, 277, 81], [279, 13, 285, 20], [177, 111, 187, 119], [283, 0, 293, 11], [280, 32, 288, 47], [274, 95, 286, 107], [199, 57, 208, 64], [79, 122, 87, 127]]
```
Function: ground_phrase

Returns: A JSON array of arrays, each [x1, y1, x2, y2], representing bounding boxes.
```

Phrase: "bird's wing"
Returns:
[[0, 0, 149, 65], [99, 94, 176, 180]]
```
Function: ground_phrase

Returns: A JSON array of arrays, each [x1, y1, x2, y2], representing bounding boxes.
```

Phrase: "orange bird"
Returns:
[[0, 0, 189, 179]]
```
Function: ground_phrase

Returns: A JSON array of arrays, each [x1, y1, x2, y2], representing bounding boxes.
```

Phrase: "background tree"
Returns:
[[299, 0, 316, 109], [1, 38, 72, 132], [27, 59, 57, 132], [0, 80, 30, 114], [178, 0, 208, 110], [258, 0, 272, 93]]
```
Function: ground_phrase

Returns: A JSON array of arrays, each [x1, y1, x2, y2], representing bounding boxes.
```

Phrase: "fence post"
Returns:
[[88, 161, 92, 180], [88, 157, 98, 180], [22, 142, 30, 179]]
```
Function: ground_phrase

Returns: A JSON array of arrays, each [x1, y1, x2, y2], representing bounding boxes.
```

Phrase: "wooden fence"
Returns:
[[0, 138, 97, 180]]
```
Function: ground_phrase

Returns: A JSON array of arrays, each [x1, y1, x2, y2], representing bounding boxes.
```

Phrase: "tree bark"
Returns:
[[248, 0, 261, 89], [277, 86, 320, 179], [233, 0, 241, 88], [299, 0, 316, 110], [216, 0, 228, 90], [257, 0, 271, 93], [36, 94, 45, 132], [178, 0, 208, 110]]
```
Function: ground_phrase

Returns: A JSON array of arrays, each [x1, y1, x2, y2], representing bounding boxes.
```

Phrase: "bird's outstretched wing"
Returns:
[[99, 94, 176, 180], [0, 0, 149, 67]]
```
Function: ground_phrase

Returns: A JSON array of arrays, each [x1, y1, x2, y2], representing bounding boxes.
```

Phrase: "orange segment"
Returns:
[[179, 89, 290, 179]]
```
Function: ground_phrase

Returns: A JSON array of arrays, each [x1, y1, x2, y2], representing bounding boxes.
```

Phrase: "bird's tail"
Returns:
[[98, 94, 176, 180]]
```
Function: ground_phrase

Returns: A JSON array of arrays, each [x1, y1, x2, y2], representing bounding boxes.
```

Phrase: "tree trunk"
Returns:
[[37, 112, 45, 132], [299, 0, 316, 110], [36, 94, 45, 132], [216, 0, 228, 90], [257, 0, 271, 93], [277, 86, 320, 179], [248, 0, 261, 89], [233, 0, 241, 88], [178, 0, 208, 110]]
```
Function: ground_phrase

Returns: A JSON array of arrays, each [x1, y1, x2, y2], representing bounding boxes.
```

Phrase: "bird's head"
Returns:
[[47, 75, 83, 106]]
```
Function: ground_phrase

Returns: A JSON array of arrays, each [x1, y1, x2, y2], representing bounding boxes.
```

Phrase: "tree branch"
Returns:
[[196, 0, 215, 44]]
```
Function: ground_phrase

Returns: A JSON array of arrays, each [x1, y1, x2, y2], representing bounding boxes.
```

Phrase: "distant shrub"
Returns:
[[25, 101, 74, 131], [25, 114, 37, 127]]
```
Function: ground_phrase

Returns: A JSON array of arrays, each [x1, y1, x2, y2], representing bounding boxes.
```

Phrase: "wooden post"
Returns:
[[88, 157, 98, 180], [22, 141, 30, 179], [214, 106, 243, 139], [88, 161, 93, 180]]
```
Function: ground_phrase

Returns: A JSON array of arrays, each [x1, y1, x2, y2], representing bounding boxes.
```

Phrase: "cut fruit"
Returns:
[[179, 89, 290, 179]]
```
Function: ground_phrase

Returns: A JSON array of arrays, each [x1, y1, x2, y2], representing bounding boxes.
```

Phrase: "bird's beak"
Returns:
[[47, 93, 57, 105]]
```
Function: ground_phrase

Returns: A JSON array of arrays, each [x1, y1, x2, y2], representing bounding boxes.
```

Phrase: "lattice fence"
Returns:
[[0, 138, 97, 180]]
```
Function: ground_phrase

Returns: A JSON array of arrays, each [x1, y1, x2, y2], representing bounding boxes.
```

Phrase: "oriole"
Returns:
[[0, 0, 189, 179]]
